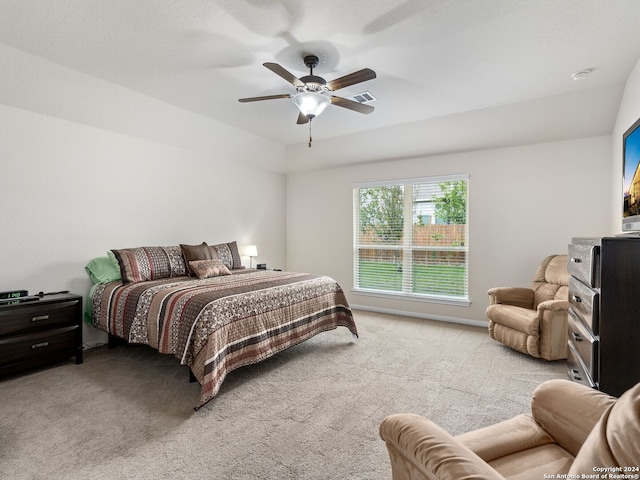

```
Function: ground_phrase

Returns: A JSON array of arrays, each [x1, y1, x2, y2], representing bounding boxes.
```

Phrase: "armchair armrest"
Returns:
[[379, 413, 505, 480], [531, 379, 616, 457], [537, 300, 570, 360], [537, 299, 570, 312], [487, 287, 534, 308]]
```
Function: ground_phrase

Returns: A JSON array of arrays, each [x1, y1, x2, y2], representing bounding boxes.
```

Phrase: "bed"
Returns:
[[86, 242, 357, 408]]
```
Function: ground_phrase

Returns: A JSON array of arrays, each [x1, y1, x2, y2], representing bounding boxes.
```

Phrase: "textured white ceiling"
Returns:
[[1, 0, 639, 158]]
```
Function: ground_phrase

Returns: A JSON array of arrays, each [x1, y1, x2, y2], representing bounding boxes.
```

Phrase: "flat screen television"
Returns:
[[622, 116, 640, 232]]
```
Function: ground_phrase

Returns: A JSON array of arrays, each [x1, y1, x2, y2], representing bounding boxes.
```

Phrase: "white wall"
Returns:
[[3, 39, 632, 339], [0, 46, 287, 346], [612, 57, 640, 232], [287, 136, 613, 325]]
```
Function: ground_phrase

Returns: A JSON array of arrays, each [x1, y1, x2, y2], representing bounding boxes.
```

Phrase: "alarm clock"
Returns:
[[0, 289, 28, 300], [0, 290, 29, 305]]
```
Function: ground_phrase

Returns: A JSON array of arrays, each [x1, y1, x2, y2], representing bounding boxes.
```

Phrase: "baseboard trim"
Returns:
[[350, 304, 487, 328]]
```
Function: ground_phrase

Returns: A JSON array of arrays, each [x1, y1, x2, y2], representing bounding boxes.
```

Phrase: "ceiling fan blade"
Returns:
[[296, 112, 309, 124], [330, 96, 375, 114], [238, 94, 291, 103], [263, 62, 305, 87], [326, 68, 376, 91]]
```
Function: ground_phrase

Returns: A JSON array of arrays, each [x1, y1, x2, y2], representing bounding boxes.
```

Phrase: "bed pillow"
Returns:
[[107, 250, 120, 272], [85, 256, 122, 284], [111, 245, 187, 283], [180, 242, 212, 276], [209, 241, 242, 270], [189, 259, 232, 279]]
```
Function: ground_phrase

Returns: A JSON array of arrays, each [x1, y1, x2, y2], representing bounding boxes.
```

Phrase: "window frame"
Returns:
[[352, 174, 470, 306]]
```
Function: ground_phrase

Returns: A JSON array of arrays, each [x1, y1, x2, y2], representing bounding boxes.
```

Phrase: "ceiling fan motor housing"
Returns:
[[300, 55, 327, 90], [304, 55, 320, 69], [298, 77, 326, 90]]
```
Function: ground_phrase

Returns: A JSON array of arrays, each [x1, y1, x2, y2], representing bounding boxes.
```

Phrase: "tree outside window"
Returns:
[[354, 176, 469, 302]]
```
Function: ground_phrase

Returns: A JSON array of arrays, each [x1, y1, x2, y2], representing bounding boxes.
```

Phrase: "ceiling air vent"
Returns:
[[352, 91, 377, 104]]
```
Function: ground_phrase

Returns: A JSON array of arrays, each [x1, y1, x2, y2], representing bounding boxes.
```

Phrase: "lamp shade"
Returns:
[[245, 245, 258, 257], [291, 91, 331, 119]]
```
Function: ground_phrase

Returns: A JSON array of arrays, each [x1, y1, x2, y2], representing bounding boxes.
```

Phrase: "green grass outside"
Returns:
[[358, 261, 466, 296]]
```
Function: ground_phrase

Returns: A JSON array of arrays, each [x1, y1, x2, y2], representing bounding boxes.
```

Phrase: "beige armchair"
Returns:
[[379, 379, 640, 480], [487, 254, 569, 360]]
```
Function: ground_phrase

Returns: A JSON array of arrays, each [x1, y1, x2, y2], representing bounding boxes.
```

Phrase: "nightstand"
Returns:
[[0, 293, 83, 377]]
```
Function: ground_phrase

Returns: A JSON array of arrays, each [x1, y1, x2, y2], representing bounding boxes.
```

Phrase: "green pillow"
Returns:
[[85, 255, 121, 284]]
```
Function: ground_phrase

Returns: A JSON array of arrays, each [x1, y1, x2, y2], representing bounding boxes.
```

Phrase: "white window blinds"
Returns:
[[353, 175, 469, 302]]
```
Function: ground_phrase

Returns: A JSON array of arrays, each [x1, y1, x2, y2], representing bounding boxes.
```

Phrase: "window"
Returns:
[[353, 175, 469, 304]]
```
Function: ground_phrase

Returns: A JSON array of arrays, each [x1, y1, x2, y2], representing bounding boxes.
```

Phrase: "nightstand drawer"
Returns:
[[0, 300, 78, 336], [0, 326, 78, 365]]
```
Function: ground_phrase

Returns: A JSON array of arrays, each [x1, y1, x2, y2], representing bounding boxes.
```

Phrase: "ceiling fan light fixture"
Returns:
[[291, 91, 331, 119]]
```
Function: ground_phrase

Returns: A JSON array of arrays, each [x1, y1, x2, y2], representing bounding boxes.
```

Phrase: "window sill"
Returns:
[[351, 288, 471, 307]]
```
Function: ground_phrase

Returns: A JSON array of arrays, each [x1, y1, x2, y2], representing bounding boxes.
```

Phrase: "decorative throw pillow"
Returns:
[[180, 242, 212, 276], [111, 246, 187, 283], [209, 241, 242, 270], [189, 259, 232, 279]]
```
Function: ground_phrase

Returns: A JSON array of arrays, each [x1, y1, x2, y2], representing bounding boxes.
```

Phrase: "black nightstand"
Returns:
[[0, 293, 83, 378]]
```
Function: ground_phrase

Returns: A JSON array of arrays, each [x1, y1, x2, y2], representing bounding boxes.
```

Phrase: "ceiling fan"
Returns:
[[239, 54, 376, 146]]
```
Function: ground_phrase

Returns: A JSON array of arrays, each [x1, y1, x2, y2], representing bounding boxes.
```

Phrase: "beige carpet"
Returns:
[[0, 310, 566, 480]]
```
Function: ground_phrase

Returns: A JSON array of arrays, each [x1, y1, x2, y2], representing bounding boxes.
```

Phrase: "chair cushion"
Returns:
[[489, 444, 573, 480], [457, 414, 554, 462], [554, 285, 569, 301], [486, 305, 539, 335], [532, 255, 569, 307], [533, 255, 569, 286], [533, 283, 564, 306], [568, 381, 640, 474]]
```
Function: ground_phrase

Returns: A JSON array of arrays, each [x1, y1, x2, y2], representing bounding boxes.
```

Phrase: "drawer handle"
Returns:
[[570, 368, 583, 381], [572, 332, 583, 342], [571, 257, 582, 263], [31, 315, 50, 322], [31, 341, 49, 349], [571, 295, 582, 303]]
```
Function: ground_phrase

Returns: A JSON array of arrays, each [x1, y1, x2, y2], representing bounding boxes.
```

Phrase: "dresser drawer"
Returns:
[[0, 300, 78, 337], [567, 341, 596, 389], [568, 309, 598, 380], [568, 243, 599, 288], [0, 326, 78, 365], [568, 276, 599, 334]]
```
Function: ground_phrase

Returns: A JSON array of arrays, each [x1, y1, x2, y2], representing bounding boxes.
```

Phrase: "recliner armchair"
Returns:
[[379, 379, 640, 480], [487, 254, 569, 360]]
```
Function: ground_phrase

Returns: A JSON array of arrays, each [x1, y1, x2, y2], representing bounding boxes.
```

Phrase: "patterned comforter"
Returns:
[[91, 269, 357, 407]]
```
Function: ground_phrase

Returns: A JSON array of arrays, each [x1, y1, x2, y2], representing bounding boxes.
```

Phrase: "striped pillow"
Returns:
[[111, 246, 187, 283], [209, 241, 242, 270]]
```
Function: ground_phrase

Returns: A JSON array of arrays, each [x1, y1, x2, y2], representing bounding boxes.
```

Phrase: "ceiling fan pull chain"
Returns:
[[309, 120, 312, 148]]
